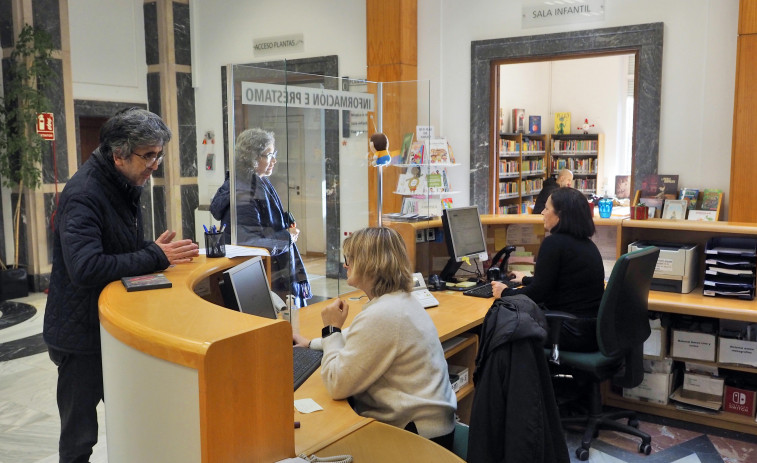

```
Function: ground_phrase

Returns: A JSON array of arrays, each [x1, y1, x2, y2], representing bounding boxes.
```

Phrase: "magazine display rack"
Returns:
[[388, 138, 459, 220]]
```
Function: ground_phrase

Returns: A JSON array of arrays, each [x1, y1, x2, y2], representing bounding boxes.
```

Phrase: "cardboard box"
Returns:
[[671, 330, 717, 362], [623, 371, 676, 405], [718, 338, 757, 367], [724, 385, 757, 417], [644, 321, 668, 359], [644, 357, 673, 374], [681, 372, 724, 403]]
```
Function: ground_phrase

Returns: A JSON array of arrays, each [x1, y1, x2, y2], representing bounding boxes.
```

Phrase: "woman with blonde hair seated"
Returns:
[[294, 227, 457, 450]]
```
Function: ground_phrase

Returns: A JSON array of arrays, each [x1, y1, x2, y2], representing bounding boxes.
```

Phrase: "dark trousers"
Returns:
[[48, 347, 104, 463], [404, 421, 455, 451]]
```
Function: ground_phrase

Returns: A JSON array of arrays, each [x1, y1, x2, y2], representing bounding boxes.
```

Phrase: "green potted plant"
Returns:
[[0, 24, 54, 299]]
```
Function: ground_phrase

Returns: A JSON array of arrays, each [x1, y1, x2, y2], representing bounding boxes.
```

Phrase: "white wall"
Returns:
[[69, 0, 148, 103], [192, 0, 368, 205], [68, 0, 740, 217], [419, 0, 738, 215]]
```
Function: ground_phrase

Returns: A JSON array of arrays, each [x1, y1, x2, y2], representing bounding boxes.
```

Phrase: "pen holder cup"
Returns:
[[204, 232, 226, 258]]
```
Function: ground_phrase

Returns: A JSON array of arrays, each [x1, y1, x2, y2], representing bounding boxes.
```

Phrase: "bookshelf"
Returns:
[[493, 133, 548, 214], [550, 133, 603, 196]]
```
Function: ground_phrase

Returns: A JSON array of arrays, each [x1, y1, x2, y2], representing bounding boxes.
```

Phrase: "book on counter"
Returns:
[[121, 273, 172, 292]]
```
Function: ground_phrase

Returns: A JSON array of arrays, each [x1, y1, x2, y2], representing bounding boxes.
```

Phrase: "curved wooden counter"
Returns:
[[99, 255, 293, 463], [99, 255, 466, 463]]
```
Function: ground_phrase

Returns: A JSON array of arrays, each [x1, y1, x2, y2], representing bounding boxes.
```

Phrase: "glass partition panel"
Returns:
[[226, 62, 432, 307]]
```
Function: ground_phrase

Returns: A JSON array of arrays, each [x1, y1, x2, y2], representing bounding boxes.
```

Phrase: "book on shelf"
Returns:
[[426, 138, 452, 164], [404, 141, 425, 164], [396, 167, 428, 195], [687, 210, 718, 222], [554, 112, 571, 135], [121, 273, 172, 292], [679, 188, 700, 209], [399, 132, 414, 163], [638, 174, 679, 199], [700, 189, 723, 211]]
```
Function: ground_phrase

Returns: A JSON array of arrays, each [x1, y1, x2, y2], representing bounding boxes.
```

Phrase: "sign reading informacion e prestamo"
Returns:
[[522, 0, 604, 28], [241, 81, 374, 112]]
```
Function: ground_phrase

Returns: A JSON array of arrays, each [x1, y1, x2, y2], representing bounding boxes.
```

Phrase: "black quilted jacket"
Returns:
[[43, 148, 169, 354]]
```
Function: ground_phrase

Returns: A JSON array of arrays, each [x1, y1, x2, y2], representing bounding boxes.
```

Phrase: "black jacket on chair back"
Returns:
[[467, 294, 569, 463]]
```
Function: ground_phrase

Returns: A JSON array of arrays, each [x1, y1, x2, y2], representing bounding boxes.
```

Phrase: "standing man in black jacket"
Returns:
[[43, 108, 199, 463]]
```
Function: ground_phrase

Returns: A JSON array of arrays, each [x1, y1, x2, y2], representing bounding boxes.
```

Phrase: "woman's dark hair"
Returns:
[[548, 187, 595, 239]]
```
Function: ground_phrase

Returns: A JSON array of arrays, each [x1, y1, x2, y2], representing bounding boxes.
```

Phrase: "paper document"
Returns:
[[294, 398, 323, 414]]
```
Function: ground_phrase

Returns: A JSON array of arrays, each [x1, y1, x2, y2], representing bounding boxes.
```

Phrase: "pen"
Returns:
[[220, 223, 226, 233], [203, 224, 209, 233], [212, 225, 217, 233]]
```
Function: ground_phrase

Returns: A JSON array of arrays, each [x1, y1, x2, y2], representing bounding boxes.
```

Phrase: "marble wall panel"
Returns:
[[173, 2, 191, 66], [176, 72, 197, 177], [150, 185, 166, 239], [0, 0, 12, 48], [144, 2, 159, 65], [32, 0, 61, 49], [181, 184, 198, 241], [40, 59, 68, 184]]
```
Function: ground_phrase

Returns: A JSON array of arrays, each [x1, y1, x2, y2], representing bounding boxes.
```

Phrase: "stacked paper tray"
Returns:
[[703, 237, 757, 300]]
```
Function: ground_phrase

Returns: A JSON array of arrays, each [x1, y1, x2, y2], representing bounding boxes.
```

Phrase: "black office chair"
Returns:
[[545, 245, 660, 461]]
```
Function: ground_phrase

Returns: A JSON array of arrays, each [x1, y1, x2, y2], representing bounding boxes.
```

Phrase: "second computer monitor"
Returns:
[[440, 206, 488, 281], [221, 256, 278, 319]]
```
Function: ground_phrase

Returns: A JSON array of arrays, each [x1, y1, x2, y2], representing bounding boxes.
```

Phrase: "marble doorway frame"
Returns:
[[469, 23, 664, 211]]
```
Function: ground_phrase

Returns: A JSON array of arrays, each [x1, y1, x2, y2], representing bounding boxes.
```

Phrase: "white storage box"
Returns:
[[448, 364, 469, 392], [718, 338, 757, 367], [623, 371, 676, 405], [644, 319, 667, 358], [671, 330, 717, 362], [682, 372, 725, 402]]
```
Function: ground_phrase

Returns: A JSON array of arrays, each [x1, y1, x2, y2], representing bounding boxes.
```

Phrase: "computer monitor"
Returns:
[[440, 206, 488, 281], [220, 256, 278, 319]]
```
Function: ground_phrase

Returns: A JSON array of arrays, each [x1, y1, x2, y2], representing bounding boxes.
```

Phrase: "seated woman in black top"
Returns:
[[492, 187, 604, 352]]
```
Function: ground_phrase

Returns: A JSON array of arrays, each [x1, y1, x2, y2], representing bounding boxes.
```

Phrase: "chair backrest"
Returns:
[[596, 246, 660, 387]]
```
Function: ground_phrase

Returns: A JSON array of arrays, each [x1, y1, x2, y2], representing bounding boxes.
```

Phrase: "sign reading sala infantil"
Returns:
[[522, 0, 605, 28], [241, 81, 375, 112]]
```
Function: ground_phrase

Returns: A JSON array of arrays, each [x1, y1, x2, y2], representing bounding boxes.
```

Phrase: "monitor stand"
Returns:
[[439, 258, 462, 283]]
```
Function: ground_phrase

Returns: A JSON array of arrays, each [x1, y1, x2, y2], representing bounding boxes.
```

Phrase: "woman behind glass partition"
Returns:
[[211, 128, 312, 307]]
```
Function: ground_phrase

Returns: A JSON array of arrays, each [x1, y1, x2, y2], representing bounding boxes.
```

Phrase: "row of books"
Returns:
[[398, 137, 455, 165], [572, 178, 597, 192], [551, 158, 597, 173], [395, 166, 451, 195], [703, 237, 756, 300], [551, 139, 598, 153], [499, 139, 546, 155]]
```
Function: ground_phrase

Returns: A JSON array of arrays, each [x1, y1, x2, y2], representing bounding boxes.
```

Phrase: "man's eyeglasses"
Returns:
[[132, 151, 165, 167], [260, 150, 278, 160]]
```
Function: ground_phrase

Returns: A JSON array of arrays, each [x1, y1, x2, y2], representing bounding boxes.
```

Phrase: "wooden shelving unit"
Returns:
[[493, 133, 548, 214], [550, 133, 603, 195], [443, 333, 478, 424]]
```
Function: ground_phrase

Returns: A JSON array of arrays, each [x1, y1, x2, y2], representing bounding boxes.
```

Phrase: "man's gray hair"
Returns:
[[235, 128, 274, 169], [99, 107, 171, 159]]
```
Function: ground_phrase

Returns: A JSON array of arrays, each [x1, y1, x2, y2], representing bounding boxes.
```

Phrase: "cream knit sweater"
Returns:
[[320, 291, 457, 439]]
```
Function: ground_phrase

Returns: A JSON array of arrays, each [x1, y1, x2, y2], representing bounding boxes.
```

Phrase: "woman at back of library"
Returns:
[[492, 187, 604, 351], [210, 128, 311, 307]]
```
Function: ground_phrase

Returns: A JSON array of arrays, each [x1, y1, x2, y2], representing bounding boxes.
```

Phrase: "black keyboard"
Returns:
[[463, 280, 518, 298], [463, 283, 494, 298], [293, 346, 323, 391]]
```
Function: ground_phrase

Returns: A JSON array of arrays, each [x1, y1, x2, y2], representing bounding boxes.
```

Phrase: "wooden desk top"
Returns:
[[293, 290, 492, 458]]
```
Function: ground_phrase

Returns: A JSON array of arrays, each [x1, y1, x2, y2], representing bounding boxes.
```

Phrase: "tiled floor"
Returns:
[[3, 260, 757, 462]]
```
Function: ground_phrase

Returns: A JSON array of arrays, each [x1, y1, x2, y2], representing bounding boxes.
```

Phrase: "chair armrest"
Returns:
[[543, 311, 578, 365]]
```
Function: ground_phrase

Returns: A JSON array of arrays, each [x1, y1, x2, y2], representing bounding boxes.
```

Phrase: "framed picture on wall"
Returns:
[[662, 199, 688, 220]]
